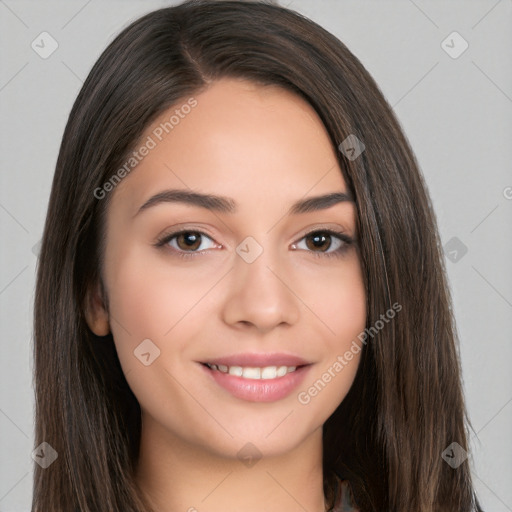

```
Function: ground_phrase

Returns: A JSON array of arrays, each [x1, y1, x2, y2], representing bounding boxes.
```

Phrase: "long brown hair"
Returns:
[[33, 1, 483, 510]]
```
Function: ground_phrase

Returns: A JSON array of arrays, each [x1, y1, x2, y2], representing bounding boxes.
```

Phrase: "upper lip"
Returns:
[[200, 353, 311, 367]]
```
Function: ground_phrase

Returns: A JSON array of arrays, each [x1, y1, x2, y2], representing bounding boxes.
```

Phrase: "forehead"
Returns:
[[111, 77, 348, 214]]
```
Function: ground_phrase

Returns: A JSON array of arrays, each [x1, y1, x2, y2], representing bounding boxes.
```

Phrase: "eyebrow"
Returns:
[[136, 188, 354, 217]]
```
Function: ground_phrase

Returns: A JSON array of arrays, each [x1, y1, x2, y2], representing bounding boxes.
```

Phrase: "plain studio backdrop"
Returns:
[[0, 1, 511, 510]]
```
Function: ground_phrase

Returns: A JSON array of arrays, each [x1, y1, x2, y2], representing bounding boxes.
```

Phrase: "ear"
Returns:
[[84, 280, 110, 336]]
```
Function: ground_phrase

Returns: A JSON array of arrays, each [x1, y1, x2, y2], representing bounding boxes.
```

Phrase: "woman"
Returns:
[[33, 1, 483, 511]]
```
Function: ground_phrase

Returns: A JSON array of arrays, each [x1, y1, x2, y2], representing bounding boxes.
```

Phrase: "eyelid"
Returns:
[[294, 223, 352, 241]]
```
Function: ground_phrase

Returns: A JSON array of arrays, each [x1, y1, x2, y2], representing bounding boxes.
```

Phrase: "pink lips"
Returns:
[[198, 352, 312, 403], [204, 352, 310, 368]]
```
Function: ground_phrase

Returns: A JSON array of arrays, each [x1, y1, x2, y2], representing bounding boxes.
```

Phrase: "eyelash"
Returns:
[[154, 228, 355, 260]]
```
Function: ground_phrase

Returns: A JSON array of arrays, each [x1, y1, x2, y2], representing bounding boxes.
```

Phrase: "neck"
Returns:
[[134, 413, 327, 512]]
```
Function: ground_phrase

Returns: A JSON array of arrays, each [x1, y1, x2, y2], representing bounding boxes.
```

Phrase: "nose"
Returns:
[[220, 245, 301, 334]]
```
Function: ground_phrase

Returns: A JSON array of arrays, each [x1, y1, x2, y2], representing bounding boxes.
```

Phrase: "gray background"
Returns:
[[0, 0, 511, 510]]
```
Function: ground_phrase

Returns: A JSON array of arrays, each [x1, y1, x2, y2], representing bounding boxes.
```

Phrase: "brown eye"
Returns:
[[291, 229, 353, 259], [304, 232, 333, 252], [157, 230, 218, 254], [175, 232, 202, 251]]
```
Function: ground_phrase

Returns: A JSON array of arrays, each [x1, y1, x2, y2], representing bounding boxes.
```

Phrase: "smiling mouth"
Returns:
[[199, 358, 312, 402], [202, 362, 304, 380]]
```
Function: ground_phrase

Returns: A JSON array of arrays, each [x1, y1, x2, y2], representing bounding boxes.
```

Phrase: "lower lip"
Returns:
[[200, 364, 311, 402]]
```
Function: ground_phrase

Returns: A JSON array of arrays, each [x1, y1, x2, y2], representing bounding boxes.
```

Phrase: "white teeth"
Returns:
[[242, 367, 261, 379], [207, 363, 299, 379], [276, 366, 288, 377], [261, 366, 277, 379], [228, 366, 243, 377]]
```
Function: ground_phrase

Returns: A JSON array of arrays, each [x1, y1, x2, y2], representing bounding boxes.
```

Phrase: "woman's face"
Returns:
[[92, 78, 366, 459]]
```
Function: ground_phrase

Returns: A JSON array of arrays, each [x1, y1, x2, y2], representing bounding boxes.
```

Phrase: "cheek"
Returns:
[[293, 257, 366, 412], [323, 275, 366, 338], [102, 249, 217, 425], [103, 244, 229, 389], [105, 244, 217, 340], [297, 254, 367, 347]]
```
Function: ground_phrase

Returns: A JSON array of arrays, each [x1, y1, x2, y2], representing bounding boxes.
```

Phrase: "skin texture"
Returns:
[[86, 78, 366, 512]]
